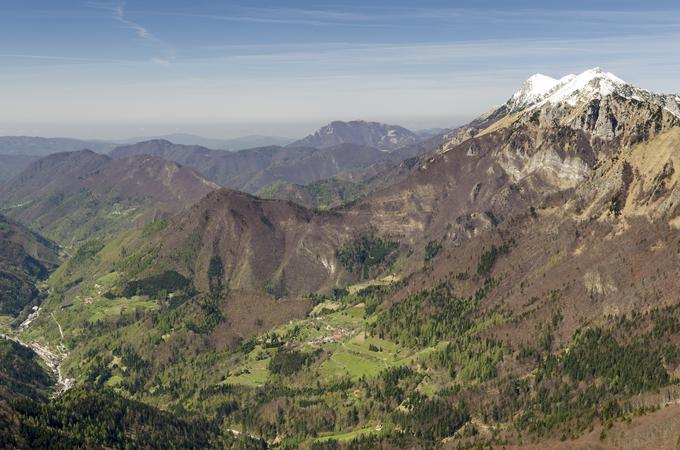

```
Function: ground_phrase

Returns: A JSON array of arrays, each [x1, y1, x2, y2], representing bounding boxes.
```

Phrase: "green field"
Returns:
[[314, 425, 383, 443], [219, 301, 438, 388]]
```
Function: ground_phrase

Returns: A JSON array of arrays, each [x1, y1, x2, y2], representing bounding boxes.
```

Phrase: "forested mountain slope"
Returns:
[[0, 150, 218, 246], [0, 215, 58, 317]]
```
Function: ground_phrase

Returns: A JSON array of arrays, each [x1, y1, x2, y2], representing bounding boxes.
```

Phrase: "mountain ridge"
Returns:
[[289, 120, 421, 150], [0, 150, 218, 245], [109, 137, 431, 196], [0, 136, 115, 156], [117, 133, 293, 151]]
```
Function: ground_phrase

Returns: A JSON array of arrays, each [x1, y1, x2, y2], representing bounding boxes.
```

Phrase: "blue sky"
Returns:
[[1, 0, 679, 139]]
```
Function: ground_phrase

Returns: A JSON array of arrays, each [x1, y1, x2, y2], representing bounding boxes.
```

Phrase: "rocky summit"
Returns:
[[290, 120, 421, 150]]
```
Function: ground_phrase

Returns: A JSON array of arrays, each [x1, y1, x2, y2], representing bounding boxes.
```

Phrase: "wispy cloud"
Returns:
[[141, 5, 680, 30], [85, 1, 158, 42], [151, 57, 172, 66], [84, 1, 174, 64], [175, 33, 680, 72], [144, 10, 383, 28], [113, 3, 158, 42]]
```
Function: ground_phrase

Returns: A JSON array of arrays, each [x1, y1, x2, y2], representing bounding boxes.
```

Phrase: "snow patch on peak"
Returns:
[[507, 73, 560, 112], [469, 67, 680, 135], [519, 68, 680, 119], [503, 67, 637, 114], [518, 74, 559, 97], [539, 67, 629, 107]]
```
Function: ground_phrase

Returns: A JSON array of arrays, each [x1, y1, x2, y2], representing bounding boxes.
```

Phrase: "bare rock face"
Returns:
[[323, 68, 680, 285], [526, 94, 680, 146], [567, 127, 680, 222], [535, 69, 678, 137], [437, 68, 680, 196]]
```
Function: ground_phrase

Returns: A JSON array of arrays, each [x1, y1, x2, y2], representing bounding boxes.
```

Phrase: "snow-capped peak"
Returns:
[[507, 73, 560, 112], [476, 67, 680, 128], [514, 74, 560, 100], [538, 67, 629, 107], [502, 67, 676, 115]]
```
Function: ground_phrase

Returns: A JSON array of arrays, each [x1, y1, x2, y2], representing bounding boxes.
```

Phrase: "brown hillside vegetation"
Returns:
[[144, 188, 354, 297], [498, 402, 680, 449], [109, 139, 422, 194], [0, 150, 218, 245]]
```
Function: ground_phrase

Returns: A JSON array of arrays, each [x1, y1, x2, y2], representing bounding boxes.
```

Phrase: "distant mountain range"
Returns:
[[109, 123, 434, 196], [117, 133, 294, 151], [289, 120, 420, 150], [0, 122, 435, 158], [0, 133, 294, 155], [110, 139, 376, 193], [0, 123, 431, 184], [0, 136, 115, 156]]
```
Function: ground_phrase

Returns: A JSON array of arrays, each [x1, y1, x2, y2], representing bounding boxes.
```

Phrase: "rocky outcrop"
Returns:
[[438, 68, 680, 195]]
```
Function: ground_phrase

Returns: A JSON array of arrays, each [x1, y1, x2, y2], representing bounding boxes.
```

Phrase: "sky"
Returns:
[[1, 0, 679, 140]]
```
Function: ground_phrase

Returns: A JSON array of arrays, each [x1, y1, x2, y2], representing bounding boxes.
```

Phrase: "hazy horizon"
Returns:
[[0, 116, 470, 141], [2, 0, 680, 139]]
